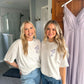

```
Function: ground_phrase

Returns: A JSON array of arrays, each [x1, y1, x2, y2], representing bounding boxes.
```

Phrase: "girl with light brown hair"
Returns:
[[41, 20, 69, 84]]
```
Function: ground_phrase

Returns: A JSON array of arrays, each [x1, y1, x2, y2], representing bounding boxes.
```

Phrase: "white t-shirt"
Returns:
[[4, 39, 41, 75], [41, 41, 69, 80]]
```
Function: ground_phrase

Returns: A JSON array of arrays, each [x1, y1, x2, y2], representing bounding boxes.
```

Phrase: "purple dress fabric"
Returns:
[[63, 5, 84, 84], [76, 7, 84, 84]]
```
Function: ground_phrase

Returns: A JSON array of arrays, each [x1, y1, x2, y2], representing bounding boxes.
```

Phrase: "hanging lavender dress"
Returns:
[[76, 8, 84, 84], [63, 5, 76, 84], [63, 5, 84, 84]]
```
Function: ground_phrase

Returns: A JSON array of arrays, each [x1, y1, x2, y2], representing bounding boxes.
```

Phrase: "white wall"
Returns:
[[29, 0, 36, 25], [29, 0, 48, 25], [48, 0, 52, 20], [35, 0, 48, 20]]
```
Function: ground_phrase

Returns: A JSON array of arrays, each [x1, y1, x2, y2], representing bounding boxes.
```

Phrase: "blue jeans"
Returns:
[[21, 68, 41, 84], [41, 74, 62, 84]]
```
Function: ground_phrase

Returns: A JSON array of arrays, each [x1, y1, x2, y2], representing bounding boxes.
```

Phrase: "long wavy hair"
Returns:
[[20, 21, 36, 55], [44, 20, 68, 58]]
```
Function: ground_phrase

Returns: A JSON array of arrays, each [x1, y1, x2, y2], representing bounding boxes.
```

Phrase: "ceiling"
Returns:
[[0, 0, 30, 10]]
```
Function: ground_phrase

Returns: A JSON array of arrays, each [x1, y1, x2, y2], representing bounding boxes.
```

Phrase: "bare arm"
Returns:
[[5, 61, 18, 68], [60, 67, 66, 84]]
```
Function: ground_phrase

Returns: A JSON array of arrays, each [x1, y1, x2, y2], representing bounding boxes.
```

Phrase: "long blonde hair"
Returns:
[[20, 21, 36, 55], [44, 20, 67, 58]]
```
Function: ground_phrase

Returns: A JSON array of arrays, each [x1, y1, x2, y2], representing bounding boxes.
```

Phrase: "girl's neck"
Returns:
[[27, 38, 33, 41], [48, 38, 55, 42]]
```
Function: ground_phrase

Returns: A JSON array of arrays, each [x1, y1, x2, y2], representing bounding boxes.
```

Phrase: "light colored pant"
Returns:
[[41, 74, 62, 84], [21, 68, 41, 84]]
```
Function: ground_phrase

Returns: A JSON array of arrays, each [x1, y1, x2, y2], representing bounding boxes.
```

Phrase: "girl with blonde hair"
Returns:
[[41, 20, 69, 84], [4, 21, 41, 84]]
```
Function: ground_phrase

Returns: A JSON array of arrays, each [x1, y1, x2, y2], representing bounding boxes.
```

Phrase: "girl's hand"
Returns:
[[5, 61, 19, 68], [19, 71, 22, 75]]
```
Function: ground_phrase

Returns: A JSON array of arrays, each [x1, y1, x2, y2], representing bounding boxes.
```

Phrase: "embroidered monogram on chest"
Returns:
[[34, 45, 39, 53], [50, 49, 56, 56]]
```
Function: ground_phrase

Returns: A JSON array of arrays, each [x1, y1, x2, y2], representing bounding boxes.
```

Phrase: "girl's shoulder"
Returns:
[[41, 40, 51, 47], [33, 39, 40, 43], [13, 39, 21, 43], [7, 39, 21, 50], [11, 39, 22, 46]]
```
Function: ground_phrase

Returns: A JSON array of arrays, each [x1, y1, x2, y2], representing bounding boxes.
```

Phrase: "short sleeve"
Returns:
[[59, 43, 69, 67], [60, 56, 69, 67], [4, 40, 19, 63]]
